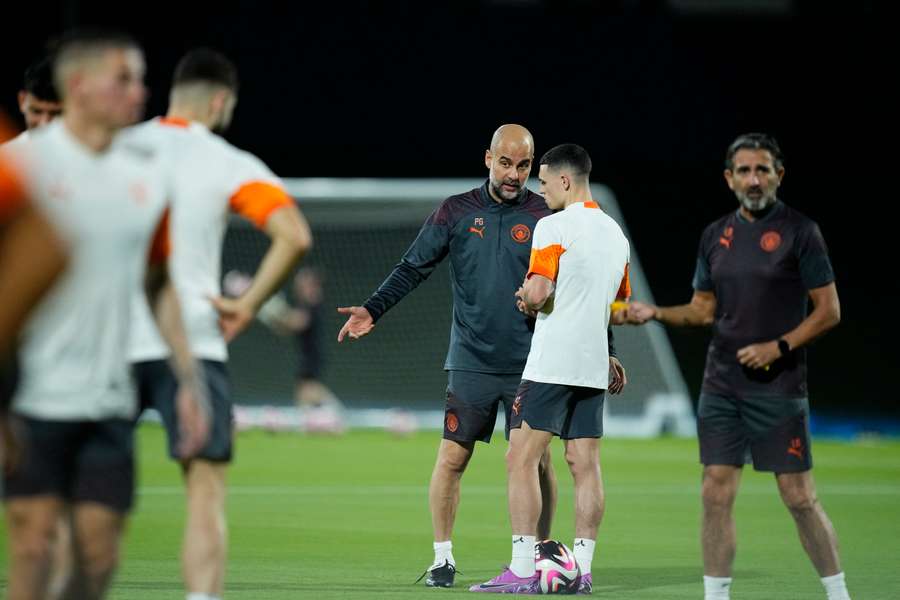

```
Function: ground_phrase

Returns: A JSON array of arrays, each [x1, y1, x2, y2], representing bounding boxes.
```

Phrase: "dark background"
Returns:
[[2, 1, 892, 417]]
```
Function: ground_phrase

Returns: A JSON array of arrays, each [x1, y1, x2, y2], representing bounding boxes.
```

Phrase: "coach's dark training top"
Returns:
[[364, 182, 616, 374], [693, 201, 835, 397]]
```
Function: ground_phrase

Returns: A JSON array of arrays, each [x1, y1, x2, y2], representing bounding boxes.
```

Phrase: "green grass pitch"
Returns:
[[2, 426, 898, 598]]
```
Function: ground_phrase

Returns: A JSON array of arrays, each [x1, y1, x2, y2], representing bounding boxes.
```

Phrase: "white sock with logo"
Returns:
[[703, 575, 732, 600], [821, 572, 851, 600], [510, 534, 537, 577], [433, 540, 455, 568], [572, 538, 596, 575]]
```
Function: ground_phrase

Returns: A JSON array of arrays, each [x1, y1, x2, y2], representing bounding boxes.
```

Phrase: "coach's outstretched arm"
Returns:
[[211, 203, 312, 342], [338, 202, 451, 342], [627, 290, 717, 328]]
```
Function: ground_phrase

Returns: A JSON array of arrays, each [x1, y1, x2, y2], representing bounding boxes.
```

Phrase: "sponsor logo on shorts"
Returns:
[[446, 411, 459, 433], [510, 223, 531, 243], [787, 437, 804, 459], [761, 230, 782, 252], [512, 396, 522, 416]]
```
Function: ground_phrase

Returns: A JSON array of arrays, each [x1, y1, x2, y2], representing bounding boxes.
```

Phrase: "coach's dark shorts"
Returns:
[[443, 370, 522, 443], [134, 359, 233, 463], [509, 380, 605, 440], [698, 392, 812, 473], [3, 416, 135, 512]]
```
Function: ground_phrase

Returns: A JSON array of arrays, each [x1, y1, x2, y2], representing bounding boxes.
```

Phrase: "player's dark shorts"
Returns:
[[508, 380, 605, 440], [443, 370, 522, 443], [134, 359, 233, 463], [2, 416, 135, 512], [697, 392, 812, 473]]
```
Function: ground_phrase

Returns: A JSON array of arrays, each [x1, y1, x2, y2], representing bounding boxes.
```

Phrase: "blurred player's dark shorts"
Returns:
[[443, 370, 522, 443], [134, 359, 233, 463], [509, 380, 605, 440], [698, 392, 812, 473], [3, 416, 135, 512]]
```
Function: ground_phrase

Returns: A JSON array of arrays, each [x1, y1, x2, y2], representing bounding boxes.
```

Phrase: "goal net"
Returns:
[[221, 178, 695, 437]]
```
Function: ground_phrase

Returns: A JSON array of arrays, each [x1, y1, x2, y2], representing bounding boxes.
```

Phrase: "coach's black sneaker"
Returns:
[[415, 560, 458, 588]]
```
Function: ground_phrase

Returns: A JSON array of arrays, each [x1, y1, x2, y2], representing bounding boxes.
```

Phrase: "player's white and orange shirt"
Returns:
[[126, 117, 294, 363], [521, 201, 630, 390], [1, 119, 170, 420]]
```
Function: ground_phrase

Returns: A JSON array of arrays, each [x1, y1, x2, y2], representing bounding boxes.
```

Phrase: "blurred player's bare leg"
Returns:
[[183, 460, 228, 597], [537, 447, 557, 540], [564, 437, 604, 540], [701, 465, 742, 576], [46, 512, 74, 600], [429, 438, 475, 542], [507, 422, 554, 536], [776, 471, 842, 576], [4, 495, 64, 600], [61, 502, 126, 600]]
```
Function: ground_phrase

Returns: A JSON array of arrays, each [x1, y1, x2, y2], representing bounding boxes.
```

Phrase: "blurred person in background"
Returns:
[[5, 54, 63, 149], [622, 133, 850, 600], [257, 266, 346, 433]]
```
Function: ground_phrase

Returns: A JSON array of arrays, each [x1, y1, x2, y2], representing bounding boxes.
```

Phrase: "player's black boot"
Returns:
[[415, 560, 458, 588]]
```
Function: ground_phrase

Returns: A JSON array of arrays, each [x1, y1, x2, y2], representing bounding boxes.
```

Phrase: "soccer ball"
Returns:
[[535, 540, 580, 594]]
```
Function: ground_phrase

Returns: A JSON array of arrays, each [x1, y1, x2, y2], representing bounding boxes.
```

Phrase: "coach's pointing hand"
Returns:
[[337, 306, 375, 342]]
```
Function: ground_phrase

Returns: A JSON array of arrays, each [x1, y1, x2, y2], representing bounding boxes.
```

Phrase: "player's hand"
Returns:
[[737, 341, 781, 370], [210, 296, 255, 342], [336, 306, 374, 342], [515, 286, 537, 317], [626, 301, 657, 325], [608, 357, 627, 395], [175, 377, 211, 460]]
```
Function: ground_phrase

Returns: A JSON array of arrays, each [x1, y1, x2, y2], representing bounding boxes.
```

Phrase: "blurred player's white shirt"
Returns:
[[0, 130, 30, 152], [2, 120, 169, 420], [521, 201, 630, 390], [126, 117, 292, 363]]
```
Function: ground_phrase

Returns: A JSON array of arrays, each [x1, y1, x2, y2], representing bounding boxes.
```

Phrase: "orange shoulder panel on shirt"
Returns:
[[229, 180, 293, 229], [584, 201, 600, 209], [0, 158, 26, 223], [616, 263, 631, 300], [148, 208, 171, 264], [528, 244, 566, 282], [158, 116, 190, 128]]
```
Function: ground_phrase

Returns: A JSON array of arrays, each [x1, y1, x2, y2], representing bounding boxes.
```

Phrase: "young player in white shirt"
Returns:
[[472, 144, 630, 595]]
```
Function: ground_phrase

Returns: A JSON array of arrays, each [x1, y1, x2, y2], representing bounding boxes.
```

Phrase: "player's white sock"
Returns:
[[510, 534, 536, 577], [703, 575, 732, 600], [433, 540, 455, 567], [186, 594, 215, 600], [572, 538, 596, 575], [821, 572, 851, 600]]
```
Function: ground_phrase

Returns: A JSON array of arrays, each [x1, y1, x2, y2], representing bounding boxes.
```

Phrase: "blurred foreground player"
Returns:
[[0, 112, 68, 463], [127, 48, 311, 600], [625, 133, 850, 600], [1, 30, 210, 600]]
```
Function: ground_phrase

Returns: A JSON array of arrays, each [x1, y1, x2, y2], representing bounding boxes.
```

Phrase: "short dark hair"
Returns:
[[725, 133, 784, 170], [540, 143, 592, 179], [51, 28, 140, 96], [172, 48, 239, 92], [23, 55, 59, 103]]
